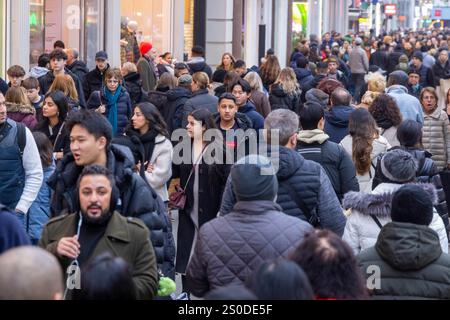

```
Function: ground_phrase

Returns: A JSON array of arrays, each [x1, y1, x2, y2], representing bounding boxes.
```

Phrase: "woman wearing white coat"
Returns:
[[342, 149, 448, 255], [126, 102, 173, 202]]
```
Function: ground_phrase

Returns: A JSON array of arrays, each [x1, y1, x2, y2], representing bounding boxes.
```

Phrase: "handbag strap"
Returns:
[[370, 214, 383, 229], [182, 146, 207, 190]]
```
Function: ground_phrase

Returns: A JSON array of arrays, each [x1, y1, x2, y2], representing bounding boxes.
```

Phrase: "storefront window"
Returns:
[[29, 0, 102, 69], [120, 0, 172, 65]]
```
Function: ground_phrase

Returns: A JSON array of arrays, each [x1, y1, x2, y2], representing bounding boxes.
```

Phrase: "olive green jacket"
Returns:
[[39, 212, 158, 300]]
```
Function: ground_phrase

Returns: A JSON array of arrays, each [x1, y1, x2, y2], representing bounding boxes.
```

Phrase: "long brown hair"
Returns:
[[48, 74, 78, 100], [217, 52, 236, 71], [259, 55, 281, 86], [349, 108, 379, 175]]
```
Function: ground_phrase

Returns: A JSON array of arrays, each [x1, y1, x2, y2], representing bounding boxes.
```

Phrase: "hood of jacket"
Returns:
[[68, 60, 88, 73], [297, 129, 330, 144], [270, 83, 288, 97], [188, 57, 208, 73], [29, 67, 49, 79], [386, 85, 408, 95], [124, 72, 141, 83], [5, 102, 35, 115], [343, 183, 438, 218], [305, 88, 329, 106], [325, 106, 354, 128], [294, 67, 313, 80], [239, 101, 258, 114], [275, 146, 306, 181], [166, 87, 192, 102], [376, 222, 442, 271]]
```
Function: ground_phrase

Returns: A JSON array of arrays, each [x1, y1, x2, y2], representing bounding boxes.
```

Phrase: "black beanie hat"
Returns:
[[391, 185, 433, 226], [412, 51, 423, 61], [231, 155, 278, 202]]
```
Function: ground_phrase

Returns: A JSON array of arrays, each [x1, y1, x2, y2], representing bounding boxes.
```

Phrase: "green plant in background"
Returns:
[[292, 2, 308, 49]]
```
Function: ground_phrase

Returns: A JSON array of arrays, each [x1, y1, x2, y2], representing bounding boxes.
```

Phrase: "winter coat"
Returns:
[[372, 146, 450, 234], [34, 121, 70, 154], [147, 87, 169, 117], [220, 147, 346, 236], [83, 64, 110, 101], [238, 101, 265, 130], [186, 201, 314, 296], [165, 87, 191, 134], [137, 56, 158, 93], [269, 83, 301, 113], [422, 107, 450, 170], [182, 89, 219, 128], [304, 88, 330, 108], [301, 74, 327, 102], [433, 60, 450, 86], [123, 72, 145, 106], [67, 60, 89, 83], [369, 50, 389, 71], [39, 211, 158, 300], [349, 46, 369, 74], [87, 87, 132, 136], [27, 164, 55, 242], [294, 67, 314, 89], [0, 77, 8, 95], [386, 85, 424, 124], [297, 129, 359, 201], [39, 69, 86, 108], [5, 103, 37, 129], [343, 183, 448, 256], [0, 205, 31, 254], [324, 105, 355, 143], [187, 57, 213, 79], [172, 144, 228, 274], [340, 134, 391, 193], [29, 67, 49, 80], [47, 144, 175, 278], [379, 126, 400, 147], [415, 64, 435, 88], [387, 49, 404, 74], [249, 90, 271, 118], [358, 221, 450, 299]]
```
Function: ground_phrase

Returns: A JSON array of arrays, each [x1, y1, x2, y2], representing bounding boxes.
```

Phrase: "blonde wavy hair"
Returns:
[[367, 73, 386, 93], [274, 67, 300, 95]]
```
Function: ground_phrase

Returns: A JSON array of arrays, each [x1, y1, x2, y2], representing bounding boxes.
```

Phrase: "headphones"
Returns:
[[73, 181, 120, 214]]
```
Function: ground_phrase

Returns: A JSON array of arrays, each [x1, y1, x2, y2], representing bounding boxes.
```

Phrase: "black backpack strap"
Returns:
[[16, 122, 26, 157], [370, 214, 383, 229]]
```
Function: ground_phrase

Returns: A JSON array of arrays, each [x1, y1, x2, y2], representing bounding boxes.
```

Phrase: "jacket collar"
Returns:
[[103, 212, 130, 243], [233, 201, 283, 215]]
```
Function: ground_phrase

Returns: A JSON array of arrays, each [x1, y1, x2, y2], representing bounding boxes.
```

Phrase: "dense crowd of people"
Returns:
[[2, 27, 450, 300]]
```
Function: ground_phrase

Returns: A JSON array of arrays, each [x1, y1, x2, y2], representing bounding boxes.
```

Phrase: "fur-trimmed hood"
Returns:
[[343, 183, 438, 218], [5, 102, 36, 115]]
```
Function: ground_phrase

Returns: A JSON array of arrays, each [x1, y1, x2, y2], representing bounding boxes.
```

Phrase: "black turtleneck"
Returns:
[[77, 212, 111, 267]]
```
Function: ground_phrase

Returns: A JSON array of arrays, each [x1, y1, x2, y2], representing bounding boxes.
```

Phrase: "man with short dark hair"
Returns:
[[407, 68, 422, 99], [187, 46, 212, 79], [83, 50, 111, 101], [234, 60, 249, 77], [40, 165, 158, 300], [174, 62, 190, 78], [231, 79, 264, 130], [301, 61, 329, 102], [47, 110, 175, 279], [324, 87, 355, 143], [327, 56, 348, 88], [298, 102, 359, 201], [411, 51, 435, 88], [294, 56, 314, 88], [38, 49, 86, 107]]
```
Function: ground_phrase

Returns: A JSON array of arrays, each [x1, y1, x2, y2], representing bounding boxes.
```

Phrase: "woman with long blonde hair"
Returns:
[[48, 74, 80, 110], [269, 67, 301, 113], [244, 71, 271, 118]]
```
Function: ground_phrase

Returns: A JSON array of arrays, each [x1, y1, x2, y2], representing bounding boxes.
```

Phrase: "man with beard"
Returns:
[[39, 165, 158, 300]]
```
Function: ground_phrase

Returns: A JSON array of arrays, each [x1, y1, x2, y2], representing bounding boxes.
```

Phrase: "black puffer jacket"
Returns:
[[297, 130, 359, 201], [147, 86, 170, 117], [47, 145, 175, 278], [373, 146, 449, 234], [165, 87, 191, 134], [123, 72, 145, 106], [83, 64, 110, 102], [67, 60, 89, 83], [269, 83, 301, 113]]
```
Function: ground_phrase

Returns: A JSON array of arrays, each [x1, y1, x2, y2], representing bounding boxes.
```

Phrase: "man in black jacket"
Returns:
[[187, 46, 212, 79], [432, 48, 450, 87], [83, 51, 110, 101], [297, 102, 359, 201], [66, 48, 89, 83], [38, 49, 86, 108], [165, 74, 192, 134], [369, 42, 389, 72], [47, 110, 175, 279]]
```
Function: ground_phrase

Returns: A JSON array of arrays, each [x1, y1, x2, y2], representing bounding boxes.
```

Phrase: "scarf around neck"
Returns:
[[103, 85, 122, 136]]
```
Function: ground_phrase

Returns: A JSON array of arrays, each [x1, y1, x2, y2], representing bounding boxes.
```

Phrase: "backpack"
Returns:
[[16, 122, 26, 158]]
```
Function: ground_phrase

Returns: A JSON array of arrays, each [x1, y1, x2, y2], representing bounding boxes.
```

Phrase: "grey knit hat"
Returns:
[[380, 149, 417, 183]]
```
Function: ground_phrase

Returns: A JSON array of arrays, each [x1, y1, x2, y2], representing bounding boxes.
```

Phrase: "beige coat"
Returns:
[[144, 135, 173, 202], [422, 107, 450, 171], [340, 134, 391, 193]]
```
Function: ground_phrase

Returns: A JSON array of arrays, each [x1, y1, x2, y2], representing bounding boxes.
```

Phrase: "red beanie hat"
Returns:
[[140, 42, 153, 56]]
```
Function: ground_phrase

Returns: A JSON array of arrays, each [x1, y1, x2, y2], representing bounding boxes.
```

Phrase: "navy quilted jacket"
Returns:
[[186, 201, 313, 297]]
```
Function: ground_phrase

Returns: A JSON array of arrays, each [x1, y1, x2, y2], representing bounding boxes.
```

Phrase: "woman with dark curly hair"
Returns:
[[369, 94, 403, 147]]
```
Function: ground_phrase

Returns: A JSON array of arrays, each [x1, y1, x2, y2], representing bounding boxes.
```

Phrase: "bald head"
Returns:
[[330, 87, 351, 106], [0, 247, 64, 300]]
